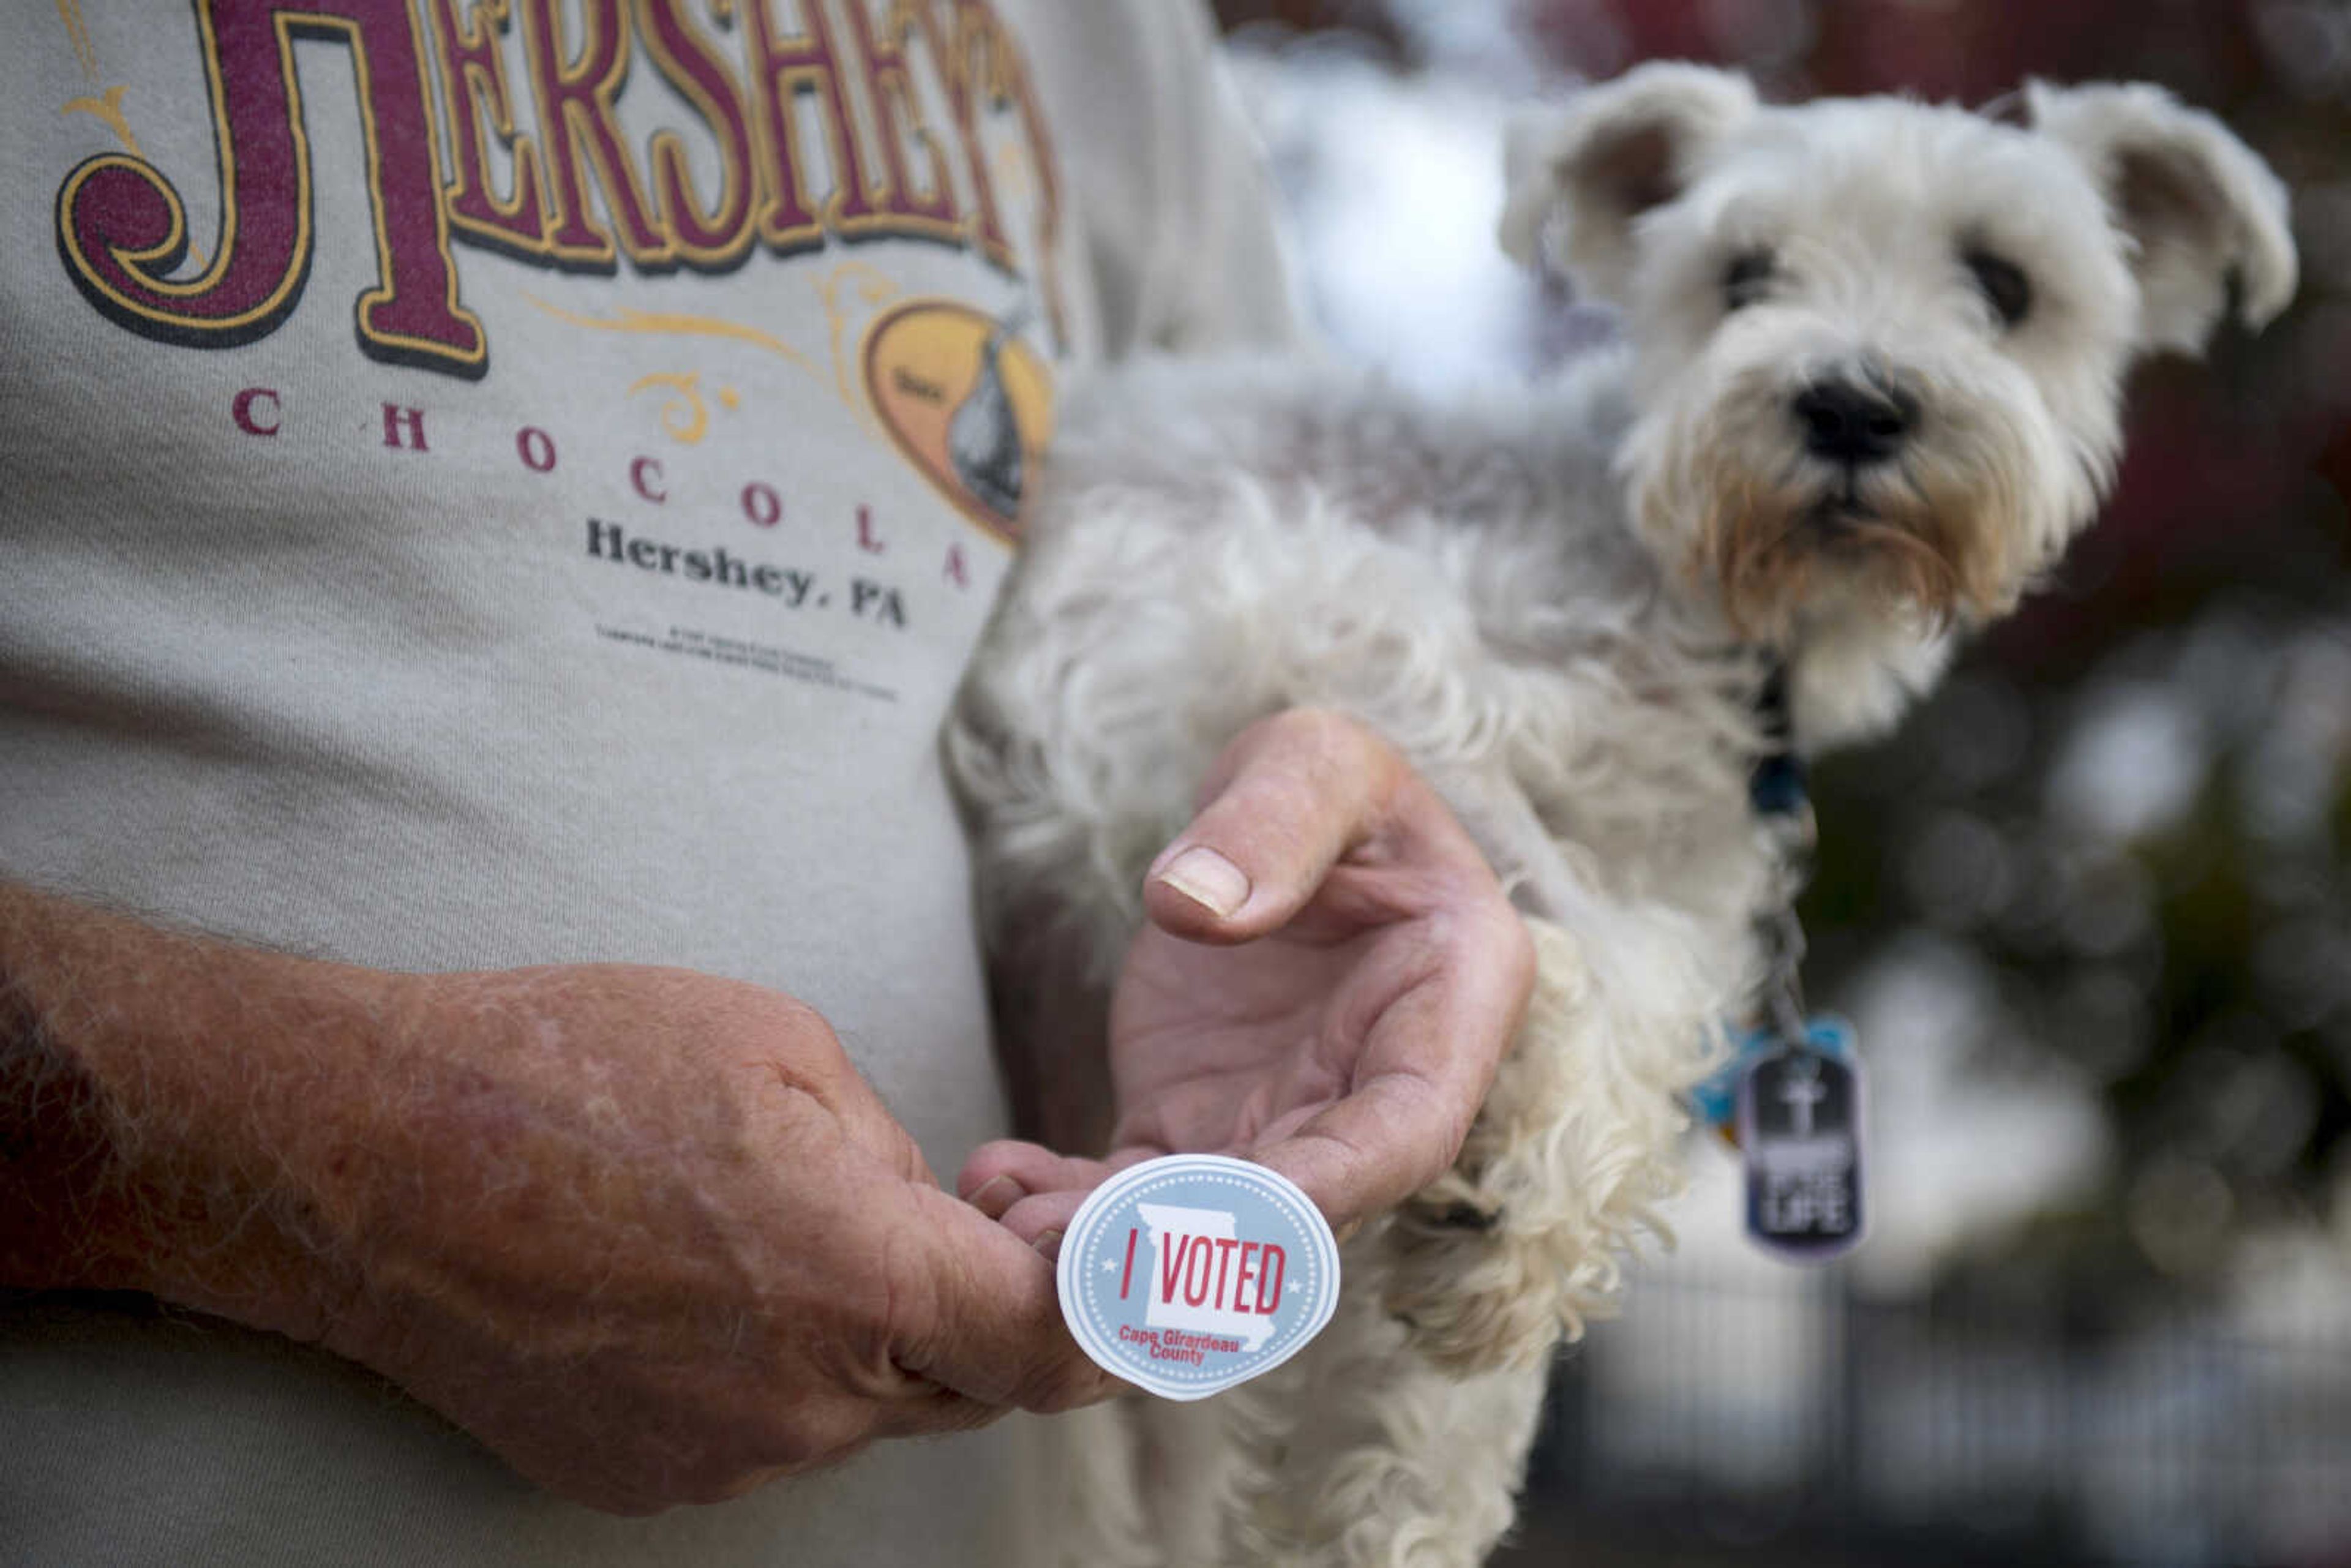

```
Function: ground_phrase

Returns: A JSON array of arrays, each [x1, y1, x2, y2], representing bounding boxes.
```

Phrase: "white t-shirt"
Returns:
[[0, 2, 1296, 1562]]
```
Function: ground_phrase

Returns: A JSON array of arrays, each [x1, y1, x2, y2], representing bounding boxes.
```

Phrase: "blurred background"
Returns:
[[1201, 2, 2351, 1563]]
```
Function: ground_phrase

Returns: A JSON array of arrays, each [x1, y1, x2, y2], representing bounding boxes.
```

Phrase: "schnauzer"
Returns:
[[947, 63, 2295, 1567]]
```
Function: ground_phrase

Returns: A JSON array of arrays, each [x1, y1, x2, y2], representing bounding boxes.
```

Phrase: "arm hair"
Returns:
[[0, 882, 383, 1338]]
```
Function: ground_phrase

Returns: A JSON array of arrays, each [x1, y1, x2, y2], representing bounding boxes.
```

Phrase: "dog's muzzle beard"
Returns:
[[1708, 471, 1971, 639], [1631, 383, 2042, 643]]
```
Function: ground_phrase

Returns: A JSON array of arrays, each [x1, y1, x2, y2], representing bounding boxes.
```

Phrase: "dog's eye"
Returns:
[[1965, 249, 2031, 328], [1722, 249, 1776, 312]]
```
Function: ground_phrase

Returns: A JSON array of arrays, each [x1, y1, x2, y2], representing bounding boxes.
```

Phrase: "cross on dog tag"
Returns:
[[1736, 1042, 1866, 1261]]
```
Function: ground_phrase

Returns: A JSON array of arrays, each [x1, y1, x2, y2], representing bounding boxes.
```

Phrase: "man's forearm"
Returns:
[[0, 882, 388, 1337]]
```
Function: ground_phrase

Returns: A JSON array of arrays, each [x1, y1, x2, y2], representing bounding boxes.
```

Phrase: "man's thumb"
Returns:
[[888, 1183, 1111, 1416], [1142, 709, 1406, 944]]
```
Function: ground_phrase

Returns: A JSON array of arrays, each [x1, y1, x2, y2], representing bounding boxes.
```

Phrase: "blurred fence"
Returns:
[[1509, 1272, 2351, 1568]]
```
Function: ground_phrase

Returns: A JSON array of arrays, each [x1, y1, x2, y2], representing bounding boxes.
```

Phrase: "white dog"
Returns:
[[947, 64, 2294, 1567]]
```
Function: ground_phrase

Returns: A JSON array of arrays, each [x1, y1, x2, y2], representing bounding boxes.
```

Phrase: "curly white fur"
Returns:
[[947, 65, 2293, 1568]]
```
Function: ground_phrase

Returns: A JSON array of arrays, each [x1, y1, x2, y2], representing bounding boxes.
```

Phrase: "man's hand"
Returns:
[[959, 709, 1534, 1249], [326, 966, 1110, 1512], [1, 889, 1107, 1516]]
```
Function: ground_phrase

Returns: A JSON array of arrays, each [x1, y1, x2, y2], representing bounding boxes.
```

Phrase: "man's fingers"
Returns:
[[959, 1143, 1169, 1251], [957, 1141, 1145, 1217], [994, 1188, 1095, 1253], [869, 1386, 1006, 1441], [888, 1183, 1114, 1416], [1258, 907, 1533, 1227], [1142, 709, 1405, 943], [1249, 1074, 1469, 1230]]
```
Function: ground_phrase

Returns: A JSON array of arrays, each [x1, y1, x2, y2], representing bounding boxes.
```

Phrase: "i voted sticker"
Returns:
[[1056, 1153, 1341, 1401]]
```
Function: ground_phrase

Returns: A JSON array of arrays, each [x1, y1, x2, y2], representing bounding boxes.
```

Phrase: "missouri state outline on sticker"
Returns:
[[1135, 1202, 1286, 1351]]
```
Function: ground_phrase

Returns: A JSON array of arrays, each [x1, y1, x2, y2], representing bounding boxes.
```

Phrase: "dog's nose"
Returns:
[[1793, 381, 1913, 464]]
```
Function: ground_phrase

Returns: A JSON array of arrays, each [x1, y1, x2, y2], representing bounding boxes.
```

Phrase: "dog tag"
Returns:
[[1736, 1039, 1867, 1261], [1692, 1016, 1853, 1147], [1056, 1153, 1342, 1401]]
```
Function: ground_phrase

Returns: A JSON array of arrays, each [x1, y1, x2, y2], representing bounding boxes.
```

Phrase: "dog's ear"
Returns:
[[2025, 81, 2297, 356], [1499, 62, 1758, 304]]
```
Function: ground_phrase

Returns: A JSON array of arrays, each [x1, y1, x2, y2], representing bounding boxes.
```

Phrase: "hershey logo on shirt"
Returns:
[[52, 0, 1069, 380]]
